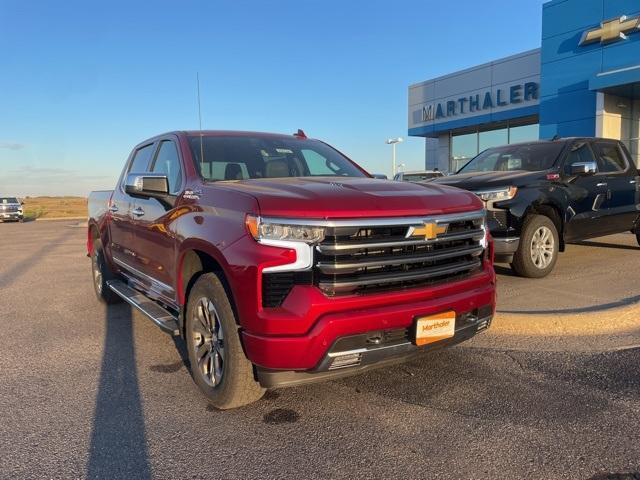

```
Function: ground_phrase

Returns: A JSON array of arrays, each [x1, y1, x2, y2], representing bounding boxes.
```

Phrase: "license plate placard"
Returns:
[[414, 311, 456, 346]]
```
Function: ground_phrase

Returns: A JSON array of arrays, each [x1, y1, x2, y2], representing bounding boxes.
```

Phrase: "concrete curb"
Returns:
[[493, 301, 640, 336], [464, 302, 640, 352]]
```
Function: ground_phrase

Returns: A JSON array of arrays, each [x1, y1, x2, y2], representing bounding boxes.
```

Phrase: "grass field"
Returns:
[[21, 196, 87, 220]]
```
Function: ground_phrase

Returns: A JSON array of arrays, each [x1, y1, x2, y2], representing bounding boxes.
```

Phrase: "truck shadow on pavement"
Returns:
[[86, 303, 151, 480]]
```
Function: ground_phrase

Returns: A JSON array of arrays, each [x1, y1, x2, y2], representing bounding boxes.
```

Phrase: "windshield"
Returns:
[[402, 172, 443, 181], [457, 143, 564, 174], [1, 197, 19, 204], [188, 135, 367, 181]]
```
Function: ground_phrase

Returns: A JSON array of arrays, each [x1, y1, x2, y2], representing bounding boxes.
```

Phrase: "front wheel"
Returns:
[[185, 272, 265, 409], [511, 214, 559, 278], [636, 229, 640, 247]]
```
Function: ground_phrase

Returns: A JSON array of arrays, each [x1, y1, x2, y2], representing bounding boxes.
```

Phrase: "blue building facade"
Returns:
[[408, 0, 640, 171]]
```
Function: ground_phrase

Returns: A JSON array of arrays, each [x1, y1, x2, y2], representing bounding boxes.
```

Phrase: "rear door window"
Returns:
[[594, 143, 628, 173], [128, 143, 155, 173]]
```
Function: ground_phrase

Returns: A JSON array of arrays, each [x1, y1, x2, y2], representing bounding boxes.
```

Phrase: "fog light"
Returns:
[[329, 352, 362, 370]]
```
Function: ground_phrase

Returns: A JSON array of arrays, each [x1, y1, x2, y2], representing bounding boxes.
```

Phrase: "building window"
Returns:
[[451, 132, 478, 172], [479, 127, 508, 152], [449, 119, 539, 172], [509, 123, 539, 144]]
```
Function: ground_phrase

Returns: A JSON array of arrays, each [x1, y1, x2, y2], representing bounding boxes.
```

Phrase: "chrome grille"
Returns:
[[314, 210, 486, 296]]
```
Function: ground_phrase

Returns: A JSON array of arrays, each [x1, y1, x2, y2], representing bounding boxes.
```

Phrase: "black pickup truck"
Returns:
[[430, 138, 640, 278]]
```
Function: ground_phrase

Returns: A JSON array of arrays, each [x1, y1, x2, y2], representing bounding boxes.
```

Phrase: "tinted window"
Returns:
[[152, 141, 183, 194], [129, 144, 155, 173], [1, 197, 19, 204], [458, 143, 564, 173], [188, 136, 365, 181], [565, 142, 597, 172], [594, 143, 627, 173]]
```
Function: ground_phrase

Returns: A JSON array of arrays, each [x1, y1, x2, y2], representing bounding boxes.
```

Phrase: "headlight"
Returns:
[[473, 186, 518, 202], [245, 215, 325, 244]]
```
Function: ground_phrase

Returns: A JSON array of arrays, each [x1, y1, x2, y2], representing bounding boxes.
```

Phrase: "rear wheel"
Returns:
[[511, 214, 559, 278], [91, 239, 121, 304], [185, 272, 264, 409], [636, 229, 640, 247]]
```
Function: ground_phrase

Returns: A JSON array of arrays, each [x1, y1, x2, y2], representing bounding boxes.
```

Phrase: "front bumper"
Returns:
[[241, 269, 496, 380], [0, 212, 23, 221], [256, 309, 492, 388], [493, 237, 520, 263]]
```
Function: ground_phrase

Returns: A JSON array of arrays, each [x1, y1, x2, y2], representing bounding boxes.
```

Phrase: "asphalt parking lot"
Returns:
[[1, 220, 639, 479]]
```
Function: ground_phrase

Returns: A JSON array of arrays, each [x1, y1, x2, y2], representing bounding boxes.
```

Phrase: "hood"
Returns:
[[213, 177, 483, 218], [430, 170, 545, 192]]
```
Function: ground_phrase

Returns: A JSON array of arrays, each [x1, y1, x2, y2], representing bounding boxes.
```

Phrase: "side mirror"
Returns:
[[125, 173, 169, 198], [569, 161, 597, 176]]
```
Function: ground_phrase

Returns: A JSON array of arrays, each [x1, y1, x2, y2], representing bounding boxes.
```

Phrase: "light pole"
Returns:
[[386, 137, 403, 177]]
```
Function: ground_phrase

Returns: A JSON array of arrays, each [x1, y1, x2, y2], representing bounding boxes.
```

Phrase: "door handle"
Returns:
[[108, 204, 119, 213], [132, 207, 145, 217], [631, 180, 637, 184], [596, 182, 607, 187]]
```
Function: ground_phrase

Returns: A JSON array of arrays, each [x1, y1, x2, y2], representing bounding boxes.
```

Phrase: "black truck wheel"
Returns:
[[636, 229, 640, 247], [91, 239, 122, 304], [185, 272, 265, 409], [511, 214, 559, 278]]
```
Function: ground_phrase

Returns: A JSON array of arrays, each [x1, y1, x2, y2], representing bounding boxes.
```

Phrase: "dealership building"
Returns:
[[408, 0, 640, 172]]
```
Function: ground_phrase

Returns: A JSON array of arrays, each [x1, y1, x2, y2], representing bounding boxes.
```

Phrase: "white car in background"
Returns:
[[393, 170, 445, 182]]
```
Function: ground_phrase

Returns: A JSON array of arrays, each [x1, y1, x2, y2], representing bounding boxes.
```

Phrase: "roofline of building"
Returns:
[[408, 48, 541, 90]]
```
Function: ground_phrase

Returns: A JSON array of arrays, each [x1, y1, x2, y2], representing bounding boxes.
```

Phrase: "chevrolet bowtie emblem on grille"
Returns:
[[406, 222, 448, 241], [580, 15, 640, 45]]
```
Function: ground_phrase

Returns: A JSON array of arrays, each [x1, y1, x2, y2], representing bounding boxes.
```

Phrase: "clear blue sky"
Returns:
[[0, 0, 546, 196]]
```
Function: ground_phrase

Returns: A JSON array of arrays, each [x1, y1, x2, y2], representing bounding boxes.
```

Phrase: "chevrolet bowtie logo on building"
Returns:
[[406, 222, 448, 241], [579, 15, 640, 45]]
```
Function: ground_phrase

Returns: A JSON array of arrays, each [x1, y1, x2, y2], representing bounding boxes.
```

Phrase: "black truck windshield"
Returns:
[[1, 197, 19, 204], [188, 135, 367, 181], [458, 143, 564, 174]]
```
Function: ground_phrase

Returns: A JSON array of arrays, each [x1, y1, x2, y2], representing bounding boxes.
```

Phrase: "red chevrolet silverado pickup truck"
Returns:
[[87, 130, 496, 409]]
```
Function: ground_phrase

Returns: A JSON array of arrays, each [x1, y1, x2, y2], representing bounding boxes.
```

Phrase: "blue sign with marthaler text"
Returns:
[[422, 82, 539, 122]]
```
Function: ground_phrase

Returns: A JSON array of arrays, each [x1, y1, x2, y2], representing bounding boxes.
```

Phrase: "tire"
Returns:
[[510, 214, 559, 278], [185, 272, 264, 409], [91, 239, 121, 304], [636, 229, 640, 247]]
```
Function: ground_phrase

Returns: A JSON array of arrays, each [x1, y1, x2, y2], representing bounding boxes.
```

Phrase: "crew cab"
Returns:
[[0, 197, 24, 222], [430, 138, 640, 278], [87, 130, 496, 409]]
